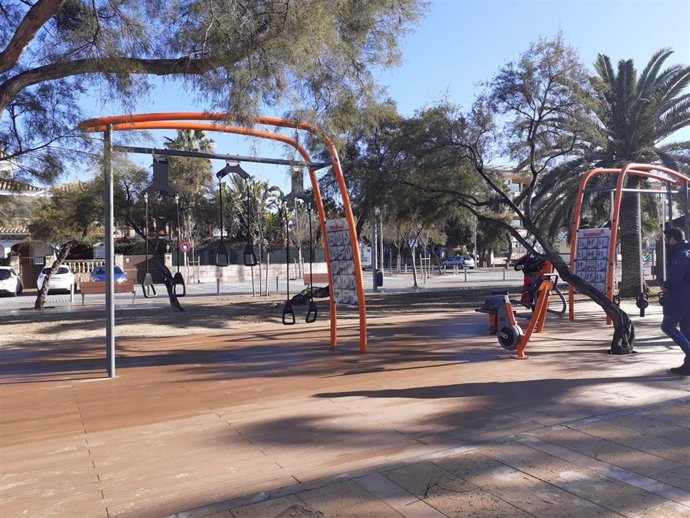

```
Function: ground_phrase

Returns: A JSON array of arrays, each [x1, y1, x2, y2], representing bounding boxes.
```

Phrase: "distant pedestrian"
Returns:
[[660, 227, 690, 375]]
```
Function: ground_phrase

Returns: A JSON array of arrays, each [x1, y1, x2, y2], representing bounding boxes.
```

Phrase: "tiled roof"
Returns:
[[0, 178, 44, 192], [0, 226, 30, 236]]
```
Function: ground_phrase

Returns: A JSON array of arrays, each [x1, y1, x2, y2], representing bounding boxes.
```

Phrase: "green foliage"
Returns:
[[534, 48, 690, 241], [0, 193, 35, 225], [1, 0, 426, 182], [592, 49, 690, 167], [28, 180, 102, 249]]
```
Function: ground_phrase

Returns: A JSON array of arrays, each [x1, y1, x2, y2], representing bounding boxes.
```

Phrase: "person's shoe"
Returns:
[[669, 366, 690, 376]]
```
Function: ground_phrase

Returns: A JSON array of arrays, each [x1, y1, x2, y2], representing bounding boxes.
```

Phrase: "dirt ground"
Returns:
[[0, 289, 495, 347]]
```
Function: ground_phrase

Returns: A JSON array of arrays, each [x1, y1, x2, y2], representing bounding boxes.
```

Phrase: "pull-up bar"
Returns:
[[583, 187, 680, 195], [113, 145, 331, 170]]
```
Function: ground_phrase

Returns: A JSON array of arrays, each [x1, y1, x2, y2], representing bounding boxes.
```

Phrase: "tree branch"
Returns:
[[0, 53, 241, 112], [0, 0, 63, 74]]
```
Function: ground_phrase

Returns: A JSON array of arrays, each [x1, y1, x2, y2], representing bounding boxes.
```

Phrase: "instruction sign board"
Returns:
[[574, 227, 611, 295], [325, 218, 358, 305]]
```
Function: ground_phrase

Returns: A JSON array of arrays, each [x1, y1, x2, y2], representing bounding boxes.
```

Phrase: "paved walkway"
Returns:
[[1, 299, 689, 517]]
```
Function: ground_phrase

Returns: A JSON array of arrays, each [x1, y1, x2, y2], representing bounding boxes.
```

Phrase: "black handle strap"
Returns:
[[306, 300, 317, 323], [282, 301, 296, 325], [172, 272, 186, 297], [142, 272, 157, 298]]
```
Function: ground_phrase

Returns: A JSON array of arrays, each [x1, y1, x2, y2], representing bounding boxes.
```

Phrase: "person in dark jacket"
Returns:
[[660, 227, 690, 375]]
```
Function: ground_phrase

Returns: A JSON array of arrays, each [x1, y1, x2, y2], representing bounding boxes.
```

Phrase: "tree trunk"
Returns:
[[35, 280, 50, 309], [411, 248, 418, 288], [155, 252, 184, 312], [618, 177, 644, 297], [34, 245, 72, 309], [547, 249, 635, 354]]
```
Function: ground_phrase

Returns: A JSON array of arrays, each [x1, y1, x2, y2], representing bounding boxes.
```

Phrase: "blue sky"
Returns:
[[381, 0, 690, 116], [92, 0, 690, 191]]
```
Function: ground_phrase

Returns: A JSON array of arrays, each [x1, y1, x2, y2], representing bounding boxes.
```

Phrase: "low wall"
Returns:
[[47, 254, 330, 286], [169, 260, 329, 285]]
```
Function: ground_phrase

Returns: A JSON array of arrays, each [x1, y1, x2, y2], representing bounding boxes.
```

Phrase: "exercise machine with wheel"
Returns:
[[476, 272, 559, 359]]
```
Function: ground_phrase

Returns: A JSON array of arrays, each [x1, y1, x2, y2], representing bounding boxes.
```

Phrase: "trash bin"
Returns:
[[374, 269, 383, 287]]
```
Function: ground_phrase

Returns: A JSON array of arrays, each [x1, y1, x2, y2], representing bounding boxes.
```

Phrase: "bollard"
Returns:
[[464, 268, 468, 282], [216, 278, 220, 295], [276, 275, 279, 293]]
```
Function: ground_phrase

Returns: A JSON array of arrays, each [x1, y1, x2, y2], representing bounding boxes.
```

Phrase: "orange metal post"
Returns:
[[513, 277, 553, 360]]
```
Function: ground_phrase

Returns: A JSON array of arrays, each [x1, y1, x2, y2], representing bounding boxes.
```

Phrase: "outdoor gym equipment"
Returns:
[[141, 192, 156, 298], [142, 155, 186, 299], [477, 260, 558, 359], [569, 163, 689, 323], [215, 161, 258, 268], [281, 207, 296, 325], [286, 187, 319, 324], [304, 201, 318, 323], [215, 174, 229, 267], [172, 194, 186, 297], [514, 253, 567, 316], [81, 113, 367, 378]]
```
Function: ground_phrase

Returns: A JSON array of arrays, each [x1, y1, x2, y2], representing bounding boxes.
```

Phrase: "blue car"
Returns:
[[91, 265, 128, 283]]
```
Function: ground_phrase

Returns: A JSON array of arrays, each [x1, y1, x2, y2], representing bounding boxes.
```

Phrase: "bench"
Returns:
[[79, 280, 136, 305], [303, 273, 330, 285]]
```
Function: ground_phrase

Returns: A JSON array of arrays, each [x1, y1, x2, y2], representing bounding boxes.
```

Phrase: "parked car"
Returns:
[[443, 255, 475, 269], [0, 266, 23, 297], [90, 265, 128, 283], [460, 255, 476, 269], [443, 256, 464, 268], [36, 264, 75, 293]]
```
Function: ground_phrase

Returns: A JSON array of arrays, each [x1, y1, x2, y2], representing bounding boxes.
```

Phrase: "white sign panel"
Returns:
[[575, 227, 611, 295], [325, 218, 358, 306]]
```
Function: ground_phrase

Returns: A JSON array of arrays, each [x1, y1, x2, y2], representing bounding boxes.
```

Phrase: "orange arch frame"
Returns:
[[568, 162, 688, 322], [80, 113, 368, 351]]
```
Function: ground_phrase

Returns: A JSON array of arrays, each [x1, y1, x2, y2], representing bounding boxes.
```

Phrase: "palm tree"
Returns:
[[164, 130, 215, 261], [536, 49, 690, 296], [226, 176, 281, 294], [593, 49, 690, 296]]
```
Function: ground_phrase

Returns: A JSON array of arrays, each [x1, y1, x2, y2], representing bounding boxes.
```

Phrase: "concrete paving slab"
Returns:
[[2, 297, 690, 518]]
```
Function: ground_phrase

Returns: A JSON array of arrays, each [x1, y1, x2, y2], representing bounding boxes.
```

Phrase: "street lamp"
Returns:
[[372, 207, 382, 291], [473, 213, 477, 263]]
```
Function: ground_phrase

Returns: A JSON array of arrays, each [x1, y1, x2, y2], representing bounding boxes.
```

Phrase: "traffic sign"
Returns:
[[179, 241, 191, 253]]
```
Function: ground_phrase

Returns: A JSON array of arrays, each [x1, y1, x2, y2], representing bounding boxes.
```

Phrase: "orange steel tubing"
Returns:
[[106, 121, 340, 346], [81, 113, 367, 350], [568, 168, 620, 321], [569, 163, 688, 323], [607, 163, 687, 323], [513, 277, 553, 359], [83, 113, 367, 351]]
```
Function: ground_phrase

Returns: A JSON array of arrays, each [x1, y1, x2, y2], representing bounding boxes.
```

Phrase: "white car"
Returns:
[[0, 266, 23, 297], [460, 255, 476, 269], [37, 264, 75, 293], [443, 255, 475, 269]]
